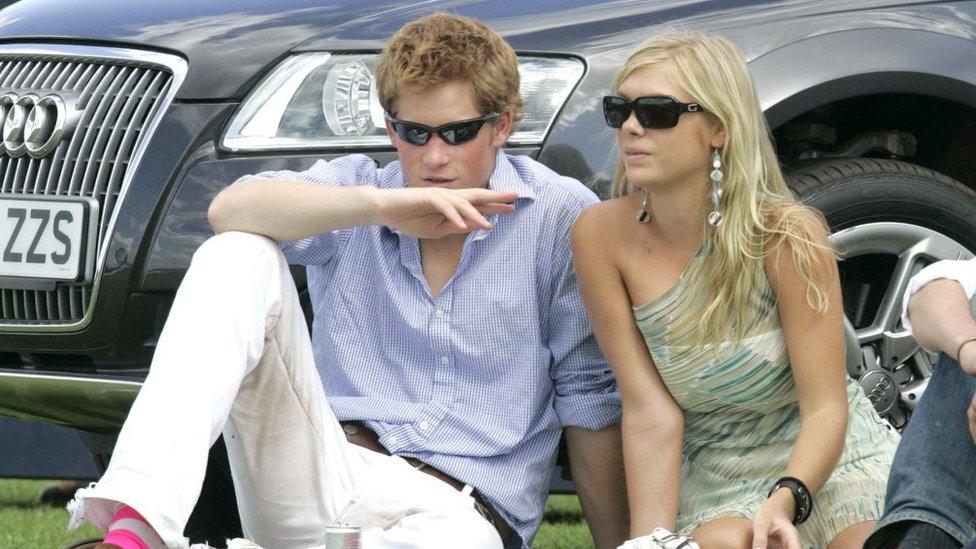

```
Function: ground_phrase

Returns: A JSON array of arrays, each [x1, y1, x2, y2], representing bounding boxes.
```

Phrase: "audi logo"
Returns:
[[0, 92, 69, 158]]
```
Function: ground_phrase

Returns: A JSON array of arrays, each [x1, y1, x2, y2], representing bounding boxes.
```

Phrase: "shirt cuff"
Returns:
[[901, 259, 976, 335], [554, 391, 622, 430]]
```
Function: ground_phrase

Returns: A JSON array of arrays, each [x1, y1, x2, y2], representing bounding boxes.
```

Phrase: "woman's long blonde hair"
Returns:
[[611, 33, 832, 344]]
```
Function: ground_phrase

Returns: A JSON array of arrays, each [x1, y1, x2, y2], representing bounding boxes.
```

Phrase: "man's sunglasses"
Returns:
[[602, 95, 704, 129], [385, 111, 500, 146]]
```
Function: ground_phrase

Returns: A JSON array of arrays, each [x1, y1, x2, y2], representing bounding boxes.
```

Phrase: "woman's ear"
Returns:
[[709, 118, 727, 150]]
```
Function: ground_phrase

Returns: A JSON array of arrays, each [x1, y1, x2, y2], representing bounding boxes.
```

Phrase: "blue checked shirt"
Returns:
[[237, 150, 620, 547]]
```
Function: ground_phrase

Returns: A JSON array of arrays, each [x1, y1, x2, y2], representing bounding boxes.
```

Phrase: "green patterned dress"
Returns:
[[633, 246, 897, 547]]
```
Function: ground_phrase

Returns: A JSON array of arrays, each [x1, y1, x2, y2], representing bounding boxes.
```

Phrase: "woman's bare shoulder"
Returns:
[[572, 196, 635, 245]]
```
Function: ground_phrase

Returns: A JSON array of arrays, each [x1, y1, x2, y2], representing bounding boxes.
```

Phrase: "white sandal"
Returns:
[[618, 527, 700, 549]]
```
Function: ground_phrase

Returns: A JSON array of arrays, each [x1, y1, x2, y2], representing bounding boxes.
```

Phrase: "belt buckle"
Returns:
[[406, 457, 428, 472], [472, 497, 495, 526]]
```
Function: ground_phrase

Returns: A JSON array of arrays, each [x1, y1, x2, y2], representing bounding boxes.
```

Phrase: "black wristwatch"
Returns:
[[768, 476, 814, 524]]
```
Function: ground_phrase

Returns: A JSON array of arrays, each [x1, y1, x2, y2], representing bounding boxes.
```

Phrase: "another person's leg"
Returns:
[[864, 355, 976, 548]]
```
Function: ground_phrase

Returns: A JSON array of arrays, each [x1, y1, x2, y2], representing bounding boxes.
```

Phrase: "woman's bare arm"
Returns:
[[571, 205, 684, 536], [756, 211, 848, 548]]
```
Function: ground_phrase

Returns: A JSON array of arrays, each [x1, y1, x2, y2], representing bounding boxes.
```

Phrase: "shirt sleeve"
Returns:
[[900, 258, 976, 335], [546, 194, 621, 430], [230, 154, 378, 265]]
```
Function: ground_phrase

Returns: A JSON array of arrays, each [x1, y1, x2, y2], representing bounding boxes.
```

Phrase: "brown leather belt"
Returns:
[[340, 421, 514, 543]]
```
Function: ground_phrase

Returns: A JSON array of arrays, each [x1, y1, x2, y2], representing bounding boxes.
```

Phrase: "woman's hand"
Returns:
[[751, 489, 802, 549]]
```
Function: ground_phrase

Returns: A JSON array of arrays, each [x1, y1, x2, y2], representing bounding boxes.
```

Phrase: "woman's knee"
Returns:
[[690, 517, 754, 549]]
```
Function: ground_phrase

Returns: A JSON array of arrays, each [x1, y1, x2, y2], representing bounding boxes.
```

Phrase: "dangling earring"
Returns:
[[707, 149, 724, 227], [635, 188, 650, 224]]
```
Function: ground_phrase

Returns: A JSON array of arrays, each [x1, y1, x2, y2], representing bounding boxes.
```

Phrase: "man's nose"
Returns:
[[423, 134, 451, 165]]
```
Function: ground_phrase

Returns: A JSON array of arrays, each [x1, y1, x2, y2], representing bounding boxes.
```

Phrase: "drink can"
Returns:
[[324, 525, 362, 549]]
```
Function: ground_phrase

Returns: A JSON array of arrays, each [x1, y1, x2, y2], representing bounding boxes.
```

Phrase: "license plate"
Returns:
[[0, 195, 98, 282]]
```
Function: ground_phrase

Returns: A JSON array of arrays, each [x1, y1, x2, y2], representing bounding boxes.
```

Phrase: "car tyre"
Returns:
[[786, 157, 976, 428]]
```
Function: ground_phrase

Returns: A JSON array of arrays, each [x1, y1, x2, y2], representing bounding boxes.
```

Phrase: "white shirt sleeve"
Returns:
[[900, 258, 976, 335]]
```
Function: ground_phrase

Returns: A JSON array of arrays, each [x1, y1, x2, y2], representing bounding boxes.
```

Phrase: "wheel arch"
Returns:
[[749, 27, 976, 128], [750, 28, 976, 189]]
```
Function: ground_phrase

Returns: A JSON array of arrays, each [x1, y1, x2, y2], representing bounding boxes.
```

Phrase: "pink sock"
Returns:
[[103, 506, 160, 549]]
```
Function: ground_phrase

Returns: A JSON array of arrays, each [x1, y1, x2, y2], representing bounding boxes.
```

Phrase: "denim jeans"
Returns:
[[865, 354, 976, 547]]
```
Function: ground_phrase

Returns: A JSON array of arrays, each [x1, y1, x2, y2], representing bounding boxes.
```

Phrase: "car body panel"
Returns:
[[0, 0, 975, 429]]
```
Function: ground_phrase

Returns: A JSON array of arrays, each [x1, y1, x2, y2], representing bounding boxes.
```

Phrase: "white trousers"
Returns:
[[69, 232, 502, 549]]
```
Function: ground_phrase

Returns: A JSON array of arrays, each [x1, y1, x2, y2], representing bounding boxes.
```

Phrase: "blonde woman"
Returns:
[[572, 33, 896, 549]]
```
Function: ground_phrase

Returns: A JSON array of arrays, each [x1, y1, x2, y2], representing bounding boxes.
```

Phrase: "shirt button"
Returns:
[[439, 356, 450, 365], [435, 309, 446, 319], [419, 420, 430, 431]]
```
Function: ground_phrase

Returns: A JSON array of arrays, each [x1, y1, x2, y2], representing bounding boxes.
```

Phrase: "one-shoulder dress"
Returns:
[[633, 246, 897, 547]]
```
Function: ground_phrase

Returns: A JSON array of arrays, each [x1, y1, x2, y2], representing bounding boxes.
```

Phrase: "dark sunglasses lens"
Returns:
[[634, 98, 681, 129], [439, 120, 485, 145], [396, 122, 431, 145], [603, 96, 631, 128]]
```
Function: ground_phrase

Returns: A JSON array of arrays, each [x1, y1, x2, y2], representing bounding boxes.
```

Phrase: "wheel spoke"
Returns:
[[868, 244, 924, 337], [899, 376, 928, 411], [829, 222, 973, 429], [879, 329, 919, 372]]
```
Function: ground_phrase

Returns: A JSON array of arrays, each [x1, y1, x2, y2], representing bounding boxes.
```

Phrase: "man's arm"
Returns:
[[543, 200, 628, 548], [564, 425, 629, 548], [904, 260, 976, 442], [209, 178, 515, 242], [906, 274, 976, 375], [209, 179, 380, 240]]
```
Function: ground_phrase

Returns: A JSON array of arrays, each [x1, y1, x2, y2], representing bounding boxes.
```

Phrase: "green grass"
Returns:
[[0, 479, 100, 548], [536, 494, 594, 548], [0, 480, 592, 548]]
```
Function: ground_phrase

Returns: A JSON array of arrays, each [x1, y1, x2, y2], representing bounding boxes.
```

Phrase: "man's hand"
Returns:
[[751, 490, 802, 549], [968, 392, 976, 444], [374, 187, 517, 239], [907, 279, 976, 365], [959, 338, 976, 376]]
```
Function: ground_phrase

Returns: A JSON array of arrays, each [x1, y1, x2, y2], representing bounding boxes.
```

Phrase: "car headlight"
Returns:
[[221, 53, 585, 151]]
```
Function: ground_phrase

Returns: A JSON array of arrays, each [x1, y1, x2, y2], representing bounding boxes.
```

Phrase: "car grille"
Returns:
[[0, 46, 184, 329]]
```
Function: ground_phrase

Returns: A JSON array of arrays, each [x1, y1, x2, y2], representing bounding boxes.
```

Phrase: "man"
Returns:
[[67, 12, 627, 549], [864, 258, 976, 548]]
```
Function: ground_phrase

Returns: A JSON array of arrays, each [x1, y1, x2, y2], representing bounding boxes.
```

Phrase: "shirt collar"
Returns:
[[385, 149, 535, 238], [486, 149, 536, 202]]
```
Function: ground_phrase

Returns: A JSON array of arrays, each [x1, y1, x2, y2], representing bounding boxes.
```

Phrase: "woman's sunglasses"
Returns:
[[602, 95, 704, 129], [385, 111, 500, 146]]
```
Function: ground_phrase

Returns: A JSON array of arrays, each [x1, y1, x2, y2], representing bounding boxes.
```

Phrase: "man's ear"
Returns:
[[489, 109, 515, 149], [384, 120, 401, 150]]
